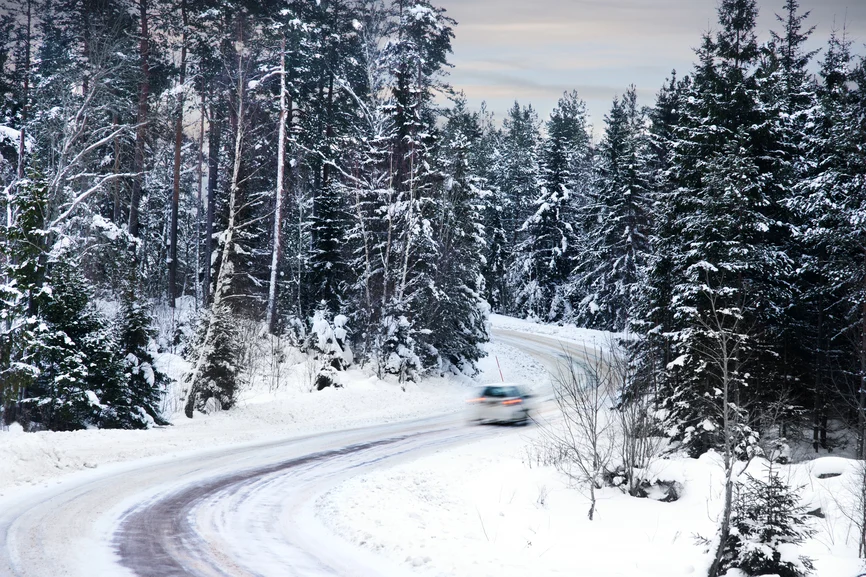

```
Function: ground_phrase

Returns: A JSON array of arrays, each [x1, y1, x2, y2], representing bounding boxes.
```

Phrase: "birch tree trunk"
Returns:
[[266, 34, 288, 334]]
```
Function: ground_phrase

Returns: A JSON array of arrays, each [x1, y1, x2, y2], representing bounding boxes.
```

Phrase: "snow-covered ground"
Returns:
[[317, 319, 866, 577], [2, 315, 865, 577], [319, 430, 866, 577], [489, 313, 623, 348], [0, 315, 538, 492], [0, 362, 471, 491]]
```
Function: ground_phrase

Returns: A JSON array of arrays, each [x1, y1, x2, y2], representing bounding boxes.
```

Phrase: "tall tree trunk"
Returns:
[[204, 100, 222, 306], [195, 103, 205, 309], [266, 35, 288, 334], [128, 0, 150, 239], [16, 0, 30, 185], [112, 111, 122, 223], [860, 285, 866, 459], [168, 0, 188, 307], [185, 35, 246, 419]]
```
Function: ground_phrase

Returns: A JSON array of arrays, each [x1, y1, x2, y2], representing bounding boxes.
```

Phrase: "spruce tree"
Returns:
[[632, 72, 687, 399], [791, 29, 866, 455], [509, 91, 590, 321], [497, 102, 542, 255], [419, 98, 488, 373], [22, 256, 123, 430], [720, 468, 815, 577], [660, 0, 794, 456], [108, 280, 169, 427], [573, 86, 651, 331]]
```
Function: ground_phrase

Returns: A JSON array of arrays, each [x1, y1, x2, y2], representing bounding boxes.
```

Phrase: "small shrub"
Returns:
[[720, 469, 815, 577]]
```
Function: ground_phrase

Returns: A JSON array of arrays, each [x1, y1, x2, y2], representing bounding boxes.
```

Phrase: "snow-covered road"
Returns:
[[0, 416, 487, 577], [0, 328, 578, 577]]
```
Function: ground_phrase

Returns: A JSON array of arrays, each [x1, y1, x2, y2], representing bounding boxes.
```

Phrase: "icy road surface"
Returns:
[[0, 328, 594, 577]]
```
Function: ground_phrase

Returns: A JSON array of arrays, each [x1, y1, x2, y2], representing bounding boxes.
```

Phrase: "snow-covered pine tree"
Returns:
[[0, 170, 48, 424], [631, 72, 687, 400], [572, 86, 651, 331], [746, 0, 820, 424], [661, 0, 794, 457], [370, 1, 456, 375], [107, 277, 169, 428], [340, 0, 398, 363], [417, 97, 488, 374], [301, 0, 365, 319], [21, 253, 125, 431], [509, 91, 590, 321], [497, 101, 542, 260], [758, 0, 825, 444], [474, 106, 509, 312], [790, 28, 866, 456], [719, 467, 815, 577]]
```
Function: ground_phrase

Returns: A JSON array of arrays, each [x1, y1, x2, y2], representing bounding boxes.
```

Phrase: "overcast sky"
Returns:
[[436, 0, 866, 136]]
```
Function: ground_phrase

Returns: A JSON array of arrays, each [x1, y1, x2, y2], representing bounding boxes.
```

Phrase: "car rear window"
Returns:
[[482, 386, 521, 398]]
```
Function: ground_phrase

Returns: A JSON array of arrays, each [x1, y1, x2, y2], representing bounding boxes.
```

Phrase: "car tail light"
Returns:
[[502, 399, 522, 406]]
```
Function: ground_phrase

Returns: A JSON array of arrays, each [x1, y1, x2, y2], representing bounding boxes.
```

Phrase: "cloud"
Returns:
[[436, 0, 866, 135]]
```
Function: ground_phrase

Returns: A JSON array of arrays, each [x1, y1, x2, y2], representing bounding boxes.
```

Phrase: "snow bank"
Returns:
[[320, 429, 866, 577], [0, 368, 472, 491], [320, 429, 715, 577]]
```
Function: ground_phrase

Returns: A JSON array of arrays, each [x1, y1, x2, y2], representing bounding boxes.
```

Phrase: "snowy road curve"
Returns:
[[0, 329, 585, 577]]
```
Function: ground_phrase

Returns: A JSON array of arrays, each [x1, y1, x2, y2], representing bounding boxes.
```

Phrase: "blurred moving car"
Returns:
[[468, 384, 533, 425]]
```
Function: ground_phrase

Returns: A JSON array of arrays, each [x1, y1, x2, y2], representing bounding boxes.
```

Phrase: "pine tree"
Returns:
[[475, 107, 509, 311], [508, 92, 588, 320], [632, 72, 687, 399], [108, 280, 169, 427], [418, 98, 488, 373], [660, 0, 794, 457], [573, 86, 651, 331], [720, 467, 815, 577], [791, 28, 866, 456], [22, 256, 124, 430], [497, 102, 542, 255], [0, 171, 47, 424]]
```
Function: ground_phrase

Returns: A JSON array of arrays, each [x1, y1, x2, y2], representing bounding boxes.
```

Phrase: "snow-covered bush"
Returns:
[[376, 314, 420, 384], [307, 308, 353, 391]]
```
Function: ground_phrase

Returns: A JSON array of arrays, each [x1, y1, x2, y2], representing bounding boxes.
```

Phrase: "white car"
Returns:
[[468, 384, 533, 425]]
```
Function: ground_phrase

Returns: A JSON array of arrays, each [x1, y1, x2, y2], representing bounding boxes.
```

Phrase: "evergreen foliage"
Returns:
[[510, 91, 589, 321], [574, 86, 651, 331], [720, 468, 815, 577], [21, 256, 122, 430], [0, 0, 864, 456], [110, 282, 169, 427]]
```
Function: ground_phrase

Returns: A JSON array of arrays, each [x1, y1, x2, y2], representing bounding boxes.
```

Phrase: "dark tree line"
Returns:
[[476, 0, 866, 464], [1, 0, 865, 457], [0, 0, 489, 428]]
